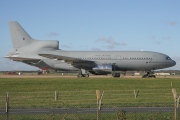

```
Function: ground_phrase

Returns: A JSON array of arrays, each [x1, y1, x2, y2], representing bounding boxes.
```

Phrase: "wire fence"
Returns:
[[0, 89, 179, 120]]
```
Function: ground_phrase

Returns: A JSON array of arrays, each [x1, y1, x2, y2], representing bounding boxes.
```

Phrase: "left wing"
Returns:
[[39, 54, 97, 69]]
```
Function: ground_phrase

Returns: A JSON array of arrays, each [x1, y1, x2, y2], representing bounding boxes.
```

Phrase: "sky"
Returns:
[[0, 0, 180, 71]]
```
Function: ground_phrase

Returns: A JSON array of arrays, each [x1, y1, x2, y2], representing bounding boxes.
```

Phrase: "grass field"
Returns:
[[0, 77, 179, 108], [0, 77, 179, 119]]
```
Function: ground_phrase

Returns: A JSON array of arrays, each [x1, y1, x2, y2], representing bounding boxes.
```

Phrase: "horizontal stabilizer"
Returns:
[[4, 56, 41, 62]]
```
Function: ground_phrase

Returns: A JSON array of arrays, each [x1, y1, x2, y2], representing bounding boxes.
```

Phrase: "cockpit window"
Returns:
[[166, 56, 171, 60]]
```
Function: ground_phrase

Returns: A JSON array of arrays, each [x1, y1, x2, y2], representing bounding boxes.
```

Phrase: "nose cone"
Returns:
[[172, 60, 176, 67]]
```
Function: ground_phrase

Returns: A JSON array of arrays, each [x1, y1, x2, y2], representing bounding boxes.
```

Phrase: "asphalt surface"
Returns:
[[0, 107, 179, 114]]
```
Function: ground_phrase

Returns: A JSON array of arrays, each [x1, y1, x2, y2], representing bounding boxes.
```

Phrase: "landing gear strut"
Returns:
[[142, 71, 156, 78], [112, 63, 120, 78], [77, 69, 89, 77]]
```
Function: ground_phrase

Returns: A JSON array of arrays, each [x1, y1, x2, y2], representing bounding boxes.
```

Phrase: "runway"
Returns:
[[0, 107, 179, 114]]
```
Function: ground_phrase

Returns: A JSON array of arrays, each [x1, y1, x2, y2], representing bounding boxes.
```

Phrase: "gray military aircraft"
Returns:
[[5, 21, 176, 78]]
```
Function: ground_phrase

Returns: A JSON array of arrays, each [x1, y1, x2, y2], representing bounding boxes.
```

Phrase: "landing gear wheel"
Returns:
[[84, 74, 89, 77], [112, 72, 120, 77], [77, 73, 82, 78]]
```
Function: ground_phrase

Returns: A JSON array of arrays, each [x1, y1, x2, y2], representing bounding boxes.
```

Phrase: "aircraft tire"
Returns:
[[85, 74, 89, 77], [112, 72, 120, 77], [77, 74, 82, 78]]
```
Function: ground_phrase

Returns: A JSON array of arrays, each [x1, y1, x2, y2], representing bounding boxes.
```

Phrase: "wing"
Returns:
[[4, 56, 42, 65], [39, 54, 96, 69]]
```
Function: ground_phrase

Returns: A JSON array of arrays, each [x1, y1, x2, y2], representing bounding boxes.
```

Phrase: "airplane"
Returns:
[[5, 21, 176, 78]]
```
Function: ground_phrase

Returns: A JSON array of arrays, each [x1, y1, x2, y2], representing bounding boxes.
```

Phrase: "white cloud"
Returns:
[[168, 21, 177, 26], [150, 35, 172, 45], [119, 42, 127, 46], [96, 36, 120, 46], [162, 21, 177, 26], [91, 48, 101, 51], [95, 36, 127, 50], [162, 36, 171, 41], [47, 32, 59, 37], [61, 44, 70, 48]]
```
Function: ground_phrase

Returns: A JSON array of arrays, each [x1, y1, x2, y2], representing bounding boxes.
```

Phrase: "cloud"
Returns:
[[162, 36, 171, 41], [95, 36, 126, 49], [168, 21, 177, 26], [96, 36, 120, 46], [162, 21, 177, 26], [105, 45, 115, 49], [61, 44, 70, 48], [149, 36, 161, 45], [91, 48, 101, 51], [150, 36, 172, 45], [119, 42, 127, 46], [47, 32, 59, 37], [151, 36, 156, 40], [156, 41, 161, 44]]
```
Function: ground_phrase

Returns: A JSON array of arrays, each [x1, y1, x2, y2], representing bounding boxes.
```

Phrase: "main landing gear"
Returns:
[[112, 72, 120, 77], [142, 71, 156, 78], [77, 69, 89, 77], [112, 63, 120, 78]]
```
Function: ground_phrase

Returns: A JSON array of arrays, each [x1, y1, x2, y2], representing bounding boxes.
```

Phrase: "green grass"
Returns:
[[0, 77, 179, 119], [0, 77, 180, 91], [0, 77, 179, 108]]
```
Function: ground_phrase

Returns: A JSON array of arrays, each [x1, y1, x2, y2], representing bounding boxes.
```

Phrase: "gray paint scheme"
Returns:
[[39, 50, 176, 74], [5, 21, 176, 75]]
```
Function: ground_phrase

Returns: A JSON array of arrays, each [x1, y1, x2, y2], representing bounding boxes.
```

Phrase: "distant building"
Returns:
[[171, 73, 176, 75], [132, 73, 140, 76], [155, 73, 170, 76]]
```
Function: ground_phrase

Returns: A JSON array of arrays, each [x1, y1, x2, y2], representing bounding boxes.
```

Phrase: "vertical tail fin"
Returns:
[[8, 21, 33, 48]]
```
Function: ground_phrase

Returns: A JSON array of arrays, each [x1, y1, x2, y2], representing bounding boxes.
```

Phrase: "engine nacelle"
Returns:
[[92, 64, 112, 75], [32, 40, 59, 51], [18, 40, 59, 52]]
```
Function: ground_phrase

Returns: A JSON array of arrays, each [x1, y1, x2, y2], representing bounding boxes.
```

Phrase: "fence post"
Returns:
[[5, 92, 9, 120], [96, 90, 104, 120], [134, 90, 139, 99], [55, 91, 57, 101], [172, 88, 179, 120]]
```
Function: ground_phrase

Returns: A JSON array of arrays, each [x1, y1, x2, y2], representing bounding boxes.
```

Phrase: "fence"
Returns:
[[0, 89, 179, 120]]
